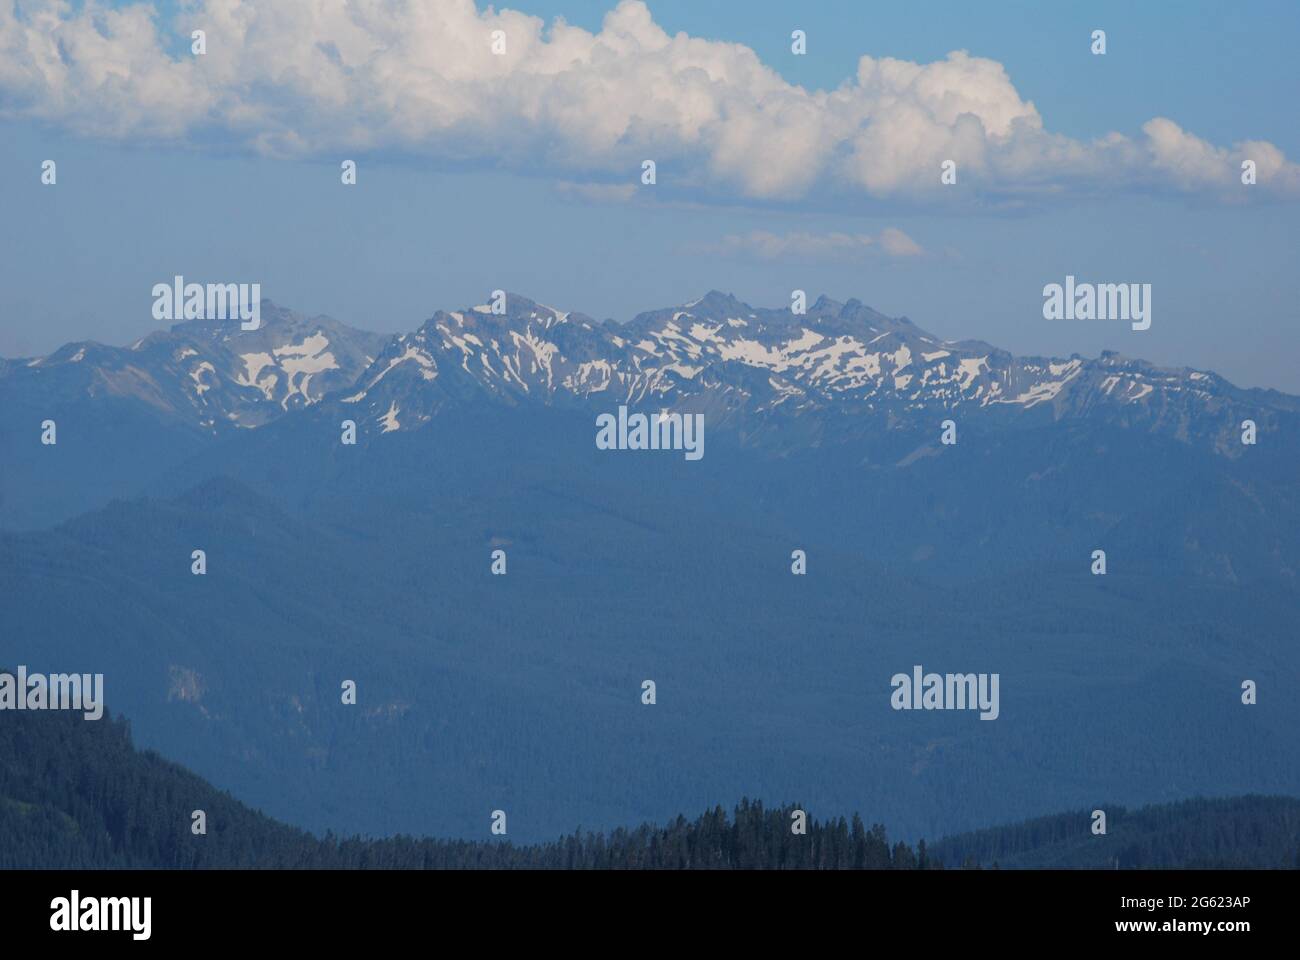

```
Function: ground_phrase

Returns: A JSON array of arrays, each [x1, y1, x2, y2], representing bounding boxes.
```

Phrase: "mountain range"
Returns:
[[2, 291, 1297, 844], [6, 290, 1296, 451], [4, 290, 1297, 577]]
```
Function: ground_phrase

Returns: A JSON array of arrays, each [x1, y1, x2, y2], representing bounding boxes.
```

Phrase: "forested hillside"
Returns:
[[3, 704, 1297, 869], [6, 453, 1298, 845], [932, 796, 1300, 869]]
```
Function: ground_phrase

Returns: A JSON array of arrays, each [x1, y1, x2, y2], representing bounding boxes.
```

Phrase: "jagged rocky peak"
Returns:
[[423, 292, 589, 330]]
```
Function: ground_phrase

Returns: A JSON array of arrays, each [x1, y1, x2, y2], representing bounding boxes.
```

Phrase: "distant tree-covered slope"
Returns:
[[932, 796, 1300, 869], [0, 702, 913, 868], [2, 705, 1297, 869], [6, 464, 1299, 846]]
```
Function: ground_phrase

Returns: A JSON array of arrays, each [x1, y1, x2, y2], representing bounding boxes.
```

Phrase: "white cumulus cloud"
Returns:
[[1, 0, 1296, 205]]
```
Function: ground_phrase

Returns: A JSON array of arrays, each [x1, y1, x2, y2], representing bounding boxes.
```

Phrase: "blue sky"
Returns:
[[2, 0, 1298, 391]]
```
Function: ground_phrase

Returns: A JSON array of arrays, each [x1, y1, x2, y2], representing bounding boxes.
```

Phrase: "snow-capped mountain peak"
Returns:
[[3, 301, 388, 432]]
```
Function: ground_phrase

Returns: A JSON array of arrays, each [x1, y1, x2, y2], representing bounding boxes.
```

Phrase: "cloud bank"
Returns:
[[2, 0, 1296, 206]]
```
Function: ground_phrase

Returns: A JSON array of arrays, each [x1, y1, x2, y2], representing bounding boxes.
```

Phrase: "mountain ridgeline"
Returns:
[[2, 291, 1297, 583], [2, 292, 1297, 847], [3, 704, 1297, 869]]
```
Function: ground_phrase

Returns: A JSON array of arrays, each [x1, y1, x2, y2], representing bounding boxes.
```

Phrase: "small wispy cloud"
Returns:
[[553, 181, 638, 204], [877, 227, 924, 257], [699, 228, 925, 261]]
